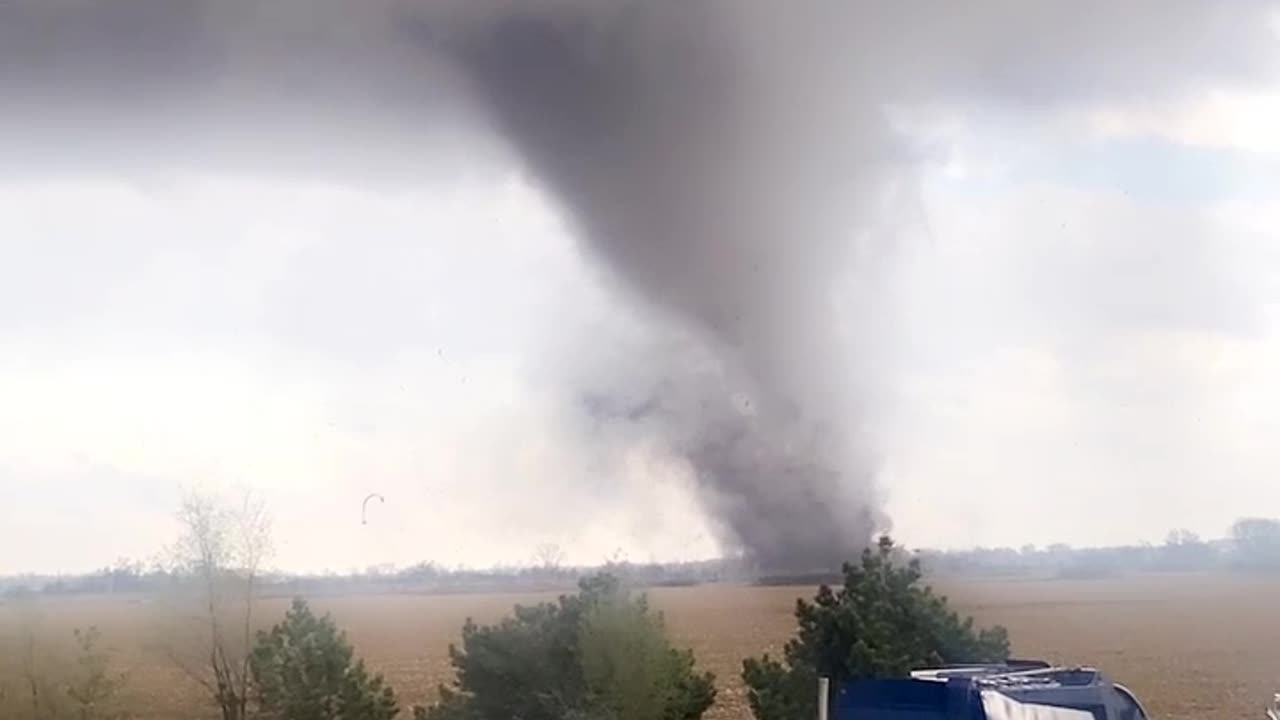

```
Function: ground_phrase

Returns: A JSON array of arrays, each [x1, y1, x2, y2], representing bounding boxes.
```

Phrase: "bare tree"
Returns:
[[533, 543, 566, 571], [170, 489, 272, 720]]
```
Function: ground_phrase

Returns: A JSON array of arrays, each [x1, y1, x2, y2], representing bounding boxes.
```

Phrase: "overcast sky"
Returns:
[[2, 4, 1280, 574]]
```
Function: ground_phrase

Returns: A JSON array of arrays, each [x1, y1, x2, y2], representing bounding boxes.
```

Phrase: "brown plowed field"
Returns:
[[2, 574, 1277, 720]]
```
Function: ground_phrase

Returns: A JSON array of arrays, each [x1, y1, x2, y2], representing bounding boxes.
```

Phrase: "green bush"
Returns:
[[742, 537, 1010, 720], [419, 574, 715, 720], [578, 583, 715, 720], [249, 598, 399, 720]]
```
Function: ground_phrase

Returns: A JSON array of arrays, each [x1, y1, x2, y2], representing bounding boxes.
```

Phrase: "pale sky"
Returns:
[[2, 5, 1280, 574]]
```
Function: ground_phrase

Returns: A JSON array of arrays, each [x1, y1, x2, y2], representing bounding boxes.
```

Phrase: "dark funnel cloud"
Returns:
[[2, 0, 1278, 570], [424, 2, 906, 570]]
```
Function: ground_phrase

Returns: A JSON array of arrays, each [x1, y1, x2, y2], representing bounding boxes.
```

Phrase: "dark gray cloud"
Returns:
[[2, 1, 1275, 179], [0, 0, 492, 182]]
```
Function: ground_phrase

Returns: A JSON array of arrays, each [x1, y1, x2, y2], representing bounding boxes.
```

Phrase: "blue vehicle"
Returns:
[[831, 662, 1151, 720]]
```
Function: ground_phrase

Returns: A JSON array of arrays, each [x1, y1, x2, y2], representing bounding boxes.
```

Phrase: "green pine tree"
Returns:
[[419, 574, 715, 720], [742, 537, 1010, 720], [250, 598, 399, 720]]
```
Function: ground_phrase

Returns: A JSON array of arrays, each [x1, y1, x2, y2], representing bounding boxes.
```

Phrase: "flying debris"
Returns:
[[361, 493, 385, 525]]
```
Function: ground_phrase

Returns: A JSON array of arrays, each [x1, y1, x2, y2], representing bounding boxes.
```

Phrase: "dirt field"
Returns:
[[2, 574, 1277, 720]]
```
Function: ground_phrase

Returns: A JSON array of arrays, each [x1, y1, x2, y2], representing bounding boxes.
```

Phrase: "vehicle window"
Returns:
[[2, 5, 1276, 720]]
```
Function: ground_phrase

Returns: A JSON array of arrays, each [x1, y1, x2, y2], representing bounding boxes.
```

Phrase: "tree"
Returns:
[[578, 584, 715, 720], [533, 543, 567, 571], [250, 598, 399, 720], [742, 537, 1010, 720], [0, 622, 130, 720], [418, 574, 715, 720], [169, 489, 272, 720], [66, 626, 130, 720], [1231, 517, 1280, 570], [1159, 529, 1213, 571]]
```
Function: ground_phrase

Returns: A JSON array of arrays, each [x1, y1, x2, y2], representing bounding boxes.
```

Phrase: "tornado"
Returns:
[[420, 2, 907, 571]]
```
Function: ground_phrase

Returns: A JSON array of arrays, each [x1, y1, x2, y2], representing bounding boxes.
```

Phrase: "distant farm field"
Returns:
[[2, 574, 1278, 720]]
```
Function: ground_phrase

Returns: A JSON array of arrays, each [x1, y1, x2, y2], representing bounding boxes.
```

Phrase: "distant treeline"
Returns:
[[920, 517, 1280, 579], [0, 557, 750, 598], [7, 517, 1280, 597]]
